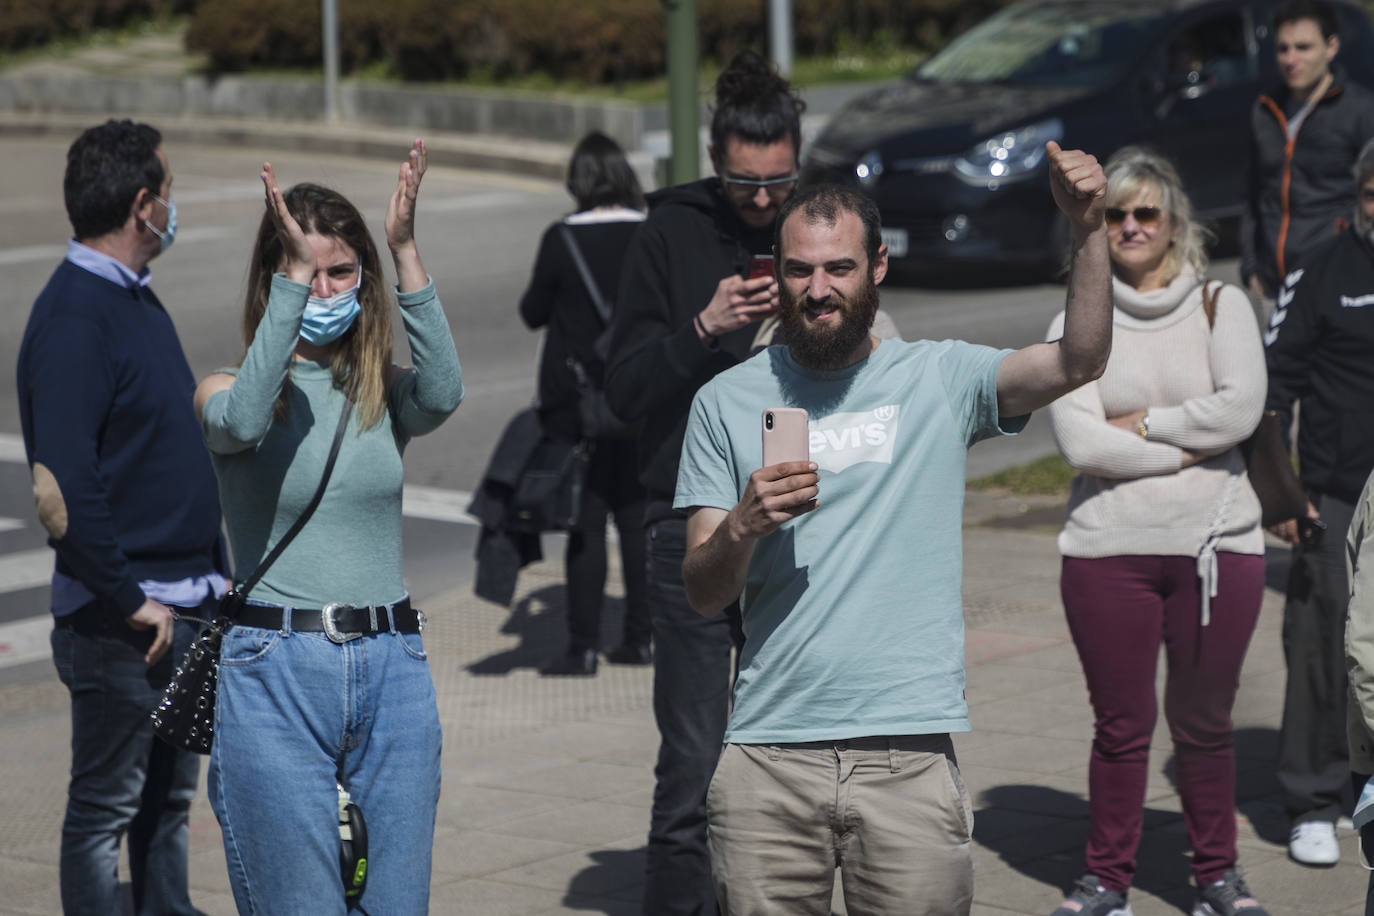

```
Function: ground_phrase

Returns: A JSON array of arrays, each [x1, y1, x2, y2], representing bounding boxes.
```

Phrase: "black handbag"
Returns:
[[1199, 281, 1307, 526], [559, 224, 635, 440], [151, 399, 353, 754], [509, 434, 589, 533]]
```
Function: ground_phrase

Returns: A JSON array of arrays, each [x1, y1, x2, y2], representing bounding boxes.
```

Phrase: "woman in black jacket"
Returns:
[[519, 131, 651, 675]]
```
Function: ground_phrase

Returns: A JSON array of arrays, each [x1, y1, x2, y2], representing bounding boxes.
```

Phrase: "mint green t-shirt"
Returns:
[[675, 338, 1024, 743]]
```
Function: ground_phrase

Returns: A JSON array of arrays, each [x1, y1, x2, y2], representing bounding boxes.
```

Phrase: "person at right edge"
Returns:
[[601, 50, 802, 915], [1268, 138, 1374, 867], [1240, 0, 1374, 305], [1343, 464, 1374, 915]]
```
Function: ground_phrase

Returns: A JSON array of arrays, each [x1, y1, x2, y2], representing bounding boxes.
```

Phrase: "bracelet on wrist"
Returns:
[[1138, 413, 1150, 440], [695, 313, 719, 350]]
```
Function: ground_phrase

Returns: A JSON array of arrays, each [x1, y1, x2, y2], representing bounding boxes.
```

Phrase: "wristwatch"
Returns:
[[1137, 413, 1150, 439]]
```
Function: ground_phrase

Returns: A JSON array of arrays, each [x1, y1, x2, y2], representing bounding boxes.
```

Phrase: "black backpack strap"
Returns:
[[558, 223, 613, 326], [236, 397, 354, 597]]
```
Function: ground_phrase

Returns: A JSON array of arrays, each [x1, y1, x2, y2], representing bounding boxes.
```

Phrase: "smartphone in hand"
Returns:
[[1297, 516, 1327, 548], [748, 254, 776, 281], [762, 407, 809, 467]]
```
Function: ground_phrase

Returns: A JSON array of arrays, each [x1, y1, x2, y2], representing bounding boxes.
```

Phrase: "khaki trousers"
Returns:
[[705, 734, 973, 916]]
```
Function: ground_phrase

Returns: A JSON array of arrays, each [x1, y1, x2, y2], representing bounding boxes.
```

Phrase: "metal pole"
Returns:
[[768, 0, 793, 76], [665, 0, 699, 185], [322, 0, 340, 123]]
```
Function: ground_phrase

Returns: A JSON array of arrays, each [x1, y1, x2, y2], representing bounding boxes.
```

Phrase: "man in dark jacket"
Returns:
[[1266, 138, 1374, 867], [16, 120, 225, 914], [603, 51, 804, 916], [1242, 0, 1374, 301]]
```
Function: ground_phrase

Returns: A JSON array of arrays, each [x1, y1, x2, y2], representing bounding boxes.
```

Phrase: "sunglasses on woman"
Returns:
[[1105, 206, 1164, 228]]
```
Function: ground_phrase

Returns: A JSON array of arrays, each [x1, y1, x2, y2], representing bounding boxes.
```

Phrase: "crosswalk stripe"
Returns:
[[0, 433, 478, 527], [0, 549, 55, 594], [0, 433, 26, 464], [0, 615, 52, 670], [402, 484, 477, 525]]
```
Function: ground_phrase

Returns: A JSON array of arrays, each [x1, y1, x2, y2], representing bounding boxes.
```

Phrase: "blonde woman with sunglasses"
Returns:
[[1044, 146, 1271, 916]]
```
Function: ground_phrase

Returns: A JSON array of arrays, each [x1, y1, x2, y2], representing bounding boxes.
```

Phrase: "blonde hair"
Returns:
[[1103, 146, 1214, 282], [242, 183, 392, 430]]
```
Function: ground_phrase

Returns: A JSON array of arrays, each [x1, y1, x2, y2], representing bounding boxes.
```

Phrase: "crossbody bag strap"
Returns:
[[558, 223, 613, 326], [236, 397, 354, 597]]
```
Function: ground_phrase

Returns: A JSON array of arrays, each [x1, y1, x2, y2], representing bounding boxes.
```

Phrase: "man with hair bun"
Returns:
[[603, 49, 805, 916]]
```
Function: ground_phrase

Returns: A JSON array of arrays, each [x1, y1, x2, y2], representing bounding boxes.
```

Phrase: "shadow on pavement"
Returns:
[[562, 846, 646, 912], [466, 583, 629, 675], [975, 784, 1195, 910]]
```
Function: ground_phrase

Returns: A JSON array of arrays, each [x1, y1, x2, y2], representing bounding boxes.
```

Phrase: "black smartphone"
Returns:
[[1297, 516, 1327, 548]]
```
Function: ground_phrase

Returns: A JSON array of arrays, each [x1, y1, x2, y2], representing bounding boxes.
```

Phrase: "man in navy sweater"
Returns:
[[17, 119, 225, 915]]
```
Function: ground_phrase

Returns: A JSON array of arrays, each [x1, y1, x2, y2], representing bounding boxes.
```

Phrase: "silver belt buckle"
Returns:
[[322, 602, 362, 644], [416, 608, 427, 632]]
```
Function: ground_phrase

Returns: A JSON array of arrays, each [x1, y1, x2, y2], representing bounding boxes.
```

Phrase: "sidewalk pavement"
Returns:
[[0, 488, 1365, 916]]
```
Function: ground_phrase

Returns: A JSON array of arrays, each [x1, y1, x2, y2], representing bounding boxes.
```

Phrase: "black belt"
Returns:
[[233, 598, 424, 643]]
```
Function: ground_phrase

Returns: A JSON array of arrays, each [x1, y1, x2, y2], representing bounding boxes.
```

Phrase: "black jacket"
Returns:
[[519, 214, 643, 442], [1242, 70, 1374, 295], [1265, 227, 1374, 503], [603, 178, 773, 511]]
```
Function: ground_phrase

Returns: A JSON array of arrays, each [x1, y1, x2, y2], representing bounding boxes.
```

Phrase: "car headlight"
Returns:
[[855, 149, 884, 189], [953, 119, 1063, 186]]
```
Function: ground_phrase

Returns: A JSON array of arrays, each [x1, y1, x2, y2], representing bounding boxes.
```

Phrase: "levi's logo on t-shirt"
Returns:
[[808, 406, 899, 472]]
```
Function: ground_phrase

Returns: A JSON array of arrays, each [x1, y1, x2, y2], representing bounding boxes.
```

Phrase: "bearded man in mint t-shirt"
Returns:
[[675, 149, 1112, 915]]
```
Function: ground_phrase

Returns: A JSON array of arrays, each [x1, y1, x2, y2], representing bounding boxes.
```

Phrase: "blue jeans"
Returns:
[[208, 610, 442, 915], [51, 602, 203, 916], [643, 516, 742, 916]]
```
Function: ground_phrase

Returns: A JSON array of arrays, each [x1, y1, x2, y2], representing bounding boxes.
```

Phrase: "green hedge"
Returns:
[[184, 0, 1015, 82], [0, 0, 193, 53]]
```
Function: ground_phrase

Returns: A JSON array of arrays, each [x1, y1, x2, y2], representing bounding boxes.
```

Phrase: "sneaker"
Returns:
[[1192, 870, 1270, 916], [1288, 820, 1340, 866], [1049, 875, 1132, 916]]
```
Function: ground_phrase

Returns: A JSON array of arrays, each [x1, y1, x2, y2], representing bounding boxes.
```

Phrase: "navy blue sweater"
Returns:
[[17, 259, 223, 617]]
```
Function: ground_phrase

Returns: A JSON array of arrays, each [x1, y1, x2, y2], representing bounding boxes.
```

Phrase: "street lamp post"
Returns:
[[664, 0, 700, 185], [322, 0, 340, 123], [768, 0, 793, 76]]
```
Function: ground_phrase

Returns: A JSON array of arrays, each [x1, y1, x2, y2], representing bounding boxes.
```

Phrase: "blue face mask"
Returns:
[[149, 195, 177, 252], [300, 269, 363, 345]]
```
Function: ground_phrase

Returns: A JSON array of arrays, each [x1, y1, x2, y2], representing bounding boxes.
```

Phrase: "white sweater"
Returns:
[[1046, 270, 1267, 569]]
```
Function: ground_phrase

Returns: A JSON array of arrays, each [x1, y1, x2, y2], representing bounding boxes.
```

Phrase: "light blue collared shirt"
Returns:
[[48, 243, 226, 615], [65, 238, 152, 289]]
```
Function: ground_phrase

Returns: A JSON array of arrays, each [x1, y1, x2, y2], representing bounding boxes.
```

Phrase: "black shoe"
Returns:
[[539, 648, 598, 676], [604, 642, 652, 665]]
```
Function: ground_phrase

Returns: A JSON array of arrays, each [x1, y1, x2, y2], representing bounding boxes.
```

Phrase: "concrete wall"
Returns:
[[0, 73, 646, 151]]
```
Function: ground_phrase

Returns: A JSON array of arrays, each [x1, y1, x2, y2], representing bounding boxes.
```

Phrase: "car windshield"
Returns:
[[915, 3, 1166, 86]]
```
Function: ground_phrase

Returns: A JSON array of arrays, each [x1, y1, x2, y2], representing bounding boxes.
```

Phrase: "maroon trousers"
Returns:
[[1060, 553, 1265, 893]]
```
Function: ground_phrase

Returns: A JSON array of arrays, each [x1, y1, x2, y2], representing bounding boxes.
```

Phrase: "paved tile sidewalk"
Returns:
[[0, 490, 1366, 914]]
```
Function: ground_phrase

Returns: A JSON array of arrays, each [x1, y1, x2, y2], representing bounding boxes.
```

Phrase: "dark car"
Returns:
[[801, 0, 1374, 274]]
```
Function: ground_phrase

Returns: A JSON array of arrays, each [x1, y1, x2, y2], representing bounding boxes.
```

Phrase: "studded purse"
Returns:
[[151, 398, 353, 754]]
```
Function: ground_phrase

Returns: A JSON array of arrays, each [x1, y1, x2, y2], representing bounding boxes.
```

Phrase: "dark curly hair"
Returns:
[[709, 50, 806, 153]]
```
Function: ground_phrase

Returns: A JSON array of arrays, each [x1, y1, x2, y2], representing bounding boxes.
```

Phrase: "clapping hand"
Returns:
[[1046, 141, 1107, 237], [260, 162, 315, 286], [386, 138, 427, 253]]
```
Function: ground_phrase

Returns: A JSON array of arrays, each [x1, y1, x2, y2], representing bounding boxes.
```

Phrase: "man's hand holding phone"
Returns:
[[727, 461, 819, 542], [696, 268, 779, 341]]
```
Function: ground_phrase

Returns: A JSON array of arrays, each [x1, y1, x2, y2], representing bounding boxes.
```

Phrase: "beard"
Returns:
[[777, 271, 881, 371]]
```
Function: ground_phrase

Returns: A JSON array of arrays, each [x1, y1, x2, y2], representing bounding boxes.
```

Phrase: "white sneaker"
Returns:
[[1288, 821, 1340, 866]]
